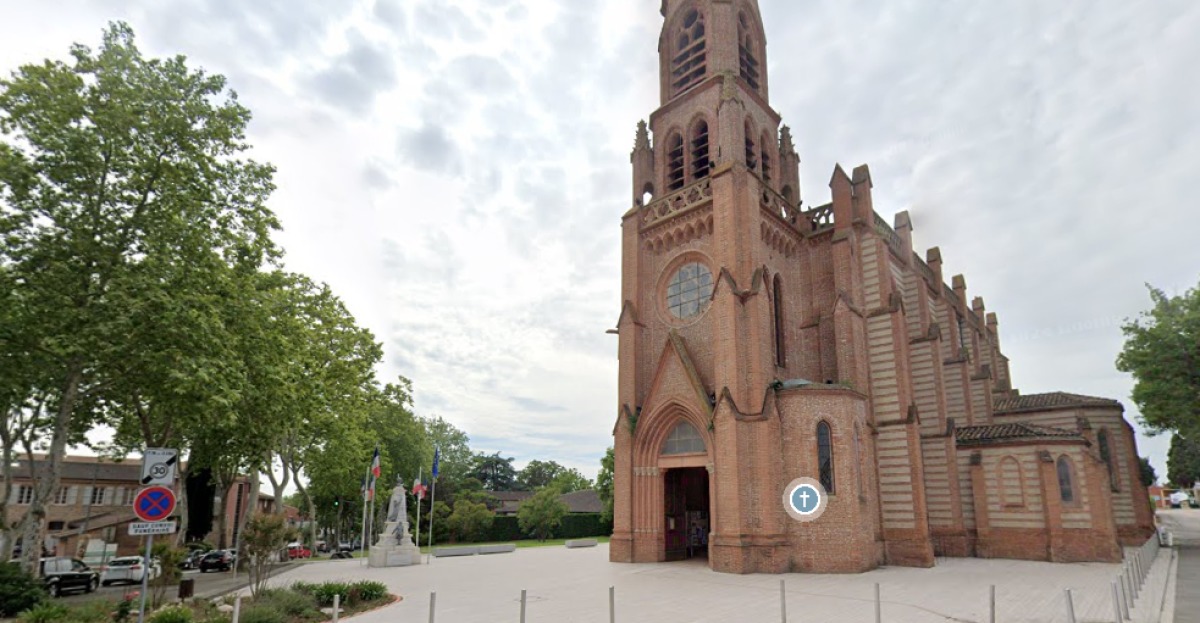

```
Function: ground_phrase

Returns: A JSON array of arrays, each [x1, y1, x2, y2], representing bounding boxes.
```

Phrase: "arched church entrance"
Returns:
[[659, 420, 711, 561]]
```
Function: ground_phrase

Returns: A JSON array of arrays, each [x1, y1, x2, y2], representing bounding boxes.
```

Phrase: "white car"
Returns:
[[100, 556, 161, 586]]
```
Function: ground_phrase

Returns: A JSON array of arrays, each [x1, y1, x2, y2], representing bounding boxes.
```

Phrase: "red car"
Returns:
[[286, 544, 311, 559]]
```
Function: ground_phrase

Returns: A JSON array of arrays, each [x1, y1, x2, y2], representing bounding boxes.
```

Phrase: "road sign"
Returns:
[[133, 486, 176, 522], [140, 448, 178, 486], [129, 521, 177, 536]]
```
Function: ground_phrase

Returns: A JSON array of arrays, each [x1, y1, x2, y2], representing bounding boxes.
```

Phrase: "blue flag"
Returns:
[[431, 447, 440, 480]]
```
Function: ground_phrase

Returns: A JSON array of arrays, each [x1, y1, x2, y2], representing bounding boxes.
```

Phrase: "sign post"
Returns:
[[133, 450, 178, 623]]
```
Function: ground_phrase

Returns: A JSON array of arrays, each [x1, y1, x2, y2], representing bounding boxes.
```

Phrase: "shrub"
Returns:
[[311, 582, 349, 607], [0, 563, 47, 617], [236, 605, 286, 623], [256, 588, 318, 618], [287, 581, 317, 595], [68, 600, 117, 623], [350, 580, 387, 602], [15, 603, 69, 623], [147, 605, 194, 623]]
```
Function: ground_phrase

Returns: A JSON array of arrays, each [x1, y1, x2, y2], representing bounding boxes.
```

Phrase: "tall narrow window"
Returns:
[[1057, 456, 1075, 503], [17, 485, 33, 505], [744, 121, 758, 171], [818, 421, 835, 493], [773, 275, 786, 367], [956, 313, 969, 359], [53, 487, 69, 505], [671, 10, 707, 95], [1098, 429, 1117, 491], [737, 12, 761, 91], [690, 120, 710, 180], [666, 133, 685, 191], [760, 132, 772, 184]]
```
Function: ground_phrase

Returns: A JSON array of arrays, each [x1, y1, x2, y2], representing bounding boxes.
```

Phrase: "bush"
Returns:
[[147, 605, 194, 623], [350, 580, 387, 602], [0, 563, 47, 617], [311, 582, 349, 607], [15, 603, 69, 623], [236, 605, 286, 623], [287, 581, 317, 595], [256, 588, 319, 618]]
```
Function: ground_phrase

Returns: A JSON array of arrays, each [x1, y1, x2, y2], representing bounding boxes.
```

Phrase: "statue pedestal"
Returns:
[[367, 521, 420, 568]]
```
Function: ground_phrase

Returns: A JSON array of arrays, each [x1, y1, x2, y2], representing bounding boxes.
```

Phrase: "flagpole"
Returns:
[[413, 466, 422, 559], [427, 447, 439, 564], [359, 474, 369, 566]]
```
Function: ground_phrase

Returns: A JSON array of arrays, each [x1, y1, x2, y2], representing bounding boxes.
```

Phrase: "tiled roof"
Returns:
[[15, 459, 142, 483], [956, 422, 1083, 446], [994, 392, 1121, 414]]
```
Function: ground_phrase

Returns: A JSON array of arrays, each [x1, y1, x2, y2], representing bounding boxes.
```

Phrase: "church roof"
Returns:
[[993, 391, 1121, 414], [955, 422, 1083, 446]]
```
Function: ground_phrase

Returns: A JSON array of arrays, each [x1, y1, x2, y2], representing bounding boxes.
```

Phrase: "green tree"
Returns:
[[517, 487, 568, 542], [596, 447, 614, 524], [1168, 434, 1200, 489], [242, 513, 296, 597], [0, 23, 278, 569], [1116, 284, 1200, 437], [548, 468, 592, 494], [471, 452, 518, 491], [445, 499, 494, 543], [148, 543, 186, 609], [518, 460, 566, 490], [1139, 456, 1158, 487]]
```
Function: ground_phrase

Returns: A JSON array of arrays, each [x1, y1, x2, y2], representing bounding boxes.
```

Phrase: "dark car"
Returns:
[[40, 557, 99, 597], [178, 549, 207, 570], [198, 550, 234, 573]]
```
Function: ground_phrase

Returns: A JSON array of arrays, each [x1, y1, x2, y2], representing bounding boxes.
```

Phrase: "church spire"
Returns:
[[658, 1, 769, 105]]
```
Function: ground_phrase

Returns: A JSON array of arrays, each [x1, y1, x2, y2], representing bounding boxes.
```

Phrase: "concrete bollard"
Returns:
[[332, 594, 340, 623], [1111, 581, 1122, 623], [429, 592, 436, 623], [1119, 570, 1130, 620], [232, 595, 242, 623], [610, 586, 615, 623], [989, 585, 996, 623], [1065, 589, 1077, 623], [780, 580, 787, 623], [520, 589, 527, 623], [875, 583, 881, 623]]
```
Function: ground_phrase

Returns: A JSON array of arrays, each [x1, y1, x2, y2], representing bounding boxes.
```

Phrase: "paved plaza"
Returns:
[[263, 539, 1175, 623]]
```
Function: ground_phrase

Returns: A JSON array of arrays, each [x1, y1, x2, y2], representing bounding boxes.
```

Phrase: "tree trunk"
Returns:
[[289, 462, 318, 552], [234, 469, 261, 569], [266, 450, 289, 515], [174, 463, 189, 546], [21, 362, 83, 573], [212, 473, 230, 549]]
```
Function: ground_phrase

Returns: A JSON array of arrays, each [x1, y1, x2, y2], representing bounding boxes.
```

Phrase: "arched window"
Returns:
[[1056, 456, 1075, 503], [662, 420, 706, 455], [781, 185, 796, 204], [744, 121, 758, 171], [1098, 429, 1117, 491], [666, 132, 685, 191], [737, 12, 760, 91], [760, 131, 773, 184], [773, 274, 785, 367], [999, 456, 1023, 507], [690, 120, 710, 181], [817, 421, 834, 493], [671, 10, 707, 95]]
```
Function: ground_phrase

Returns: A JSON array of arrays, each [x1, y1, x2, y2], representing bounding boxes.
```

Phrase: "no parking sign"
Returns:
[[132, 486, 176, 522]]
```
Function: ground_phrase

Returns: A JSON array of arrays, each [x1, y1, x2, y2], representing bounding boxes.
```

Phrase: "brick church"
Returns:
[[609, 0, 1154, 574]]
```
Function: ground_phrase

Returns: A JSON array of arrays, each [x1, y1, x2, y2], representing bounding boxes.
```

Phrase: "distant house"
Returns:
[[488, 489, 602, 516]]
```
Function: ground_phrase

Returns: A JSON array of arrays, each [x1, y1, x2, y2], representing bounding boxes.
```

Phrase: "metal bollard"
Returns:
[[1119, 569, 1130, 620], [875, 583, 882, 623], [780, 580, 787, 623], [232, 595, 242, 623], [1111, 581, 1122, 623], [1065, 589, 1077, 623], [332, 594, 340, 623], [610, 586, 615, 623], [429, 592, 437, 623], [989, 585, 996, 623], [520, 589, 527, 623]]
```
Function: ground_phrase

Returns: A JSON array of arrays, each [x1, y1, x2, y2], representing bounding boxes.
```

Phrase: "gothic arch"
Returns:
[[665, 128, 685, 191], [688, 116, 712, 182], [666, 4, 708, 97], [634, 401, 713, 469], [760, 129, 776, 185]]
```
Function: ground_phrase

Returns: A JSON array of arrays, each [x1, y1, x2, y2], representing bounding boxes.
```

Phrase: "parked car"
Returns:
[[286, 544, 312, 559], [39, 557, 99, 597], [177, 549, 206, 570], [100, 556, 160, 586], [198, 550, 234, 573]]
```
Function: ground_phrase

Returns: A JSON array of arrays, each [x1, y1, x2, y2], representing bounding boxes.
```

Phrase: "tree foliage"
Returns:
[[517, 487, 568, 542], [471, 451, 518, 491], [1116, 284, 1200, 437], [242, 513, 296, 597], [596, 447, 614, 524], [445, 499, 493, 543], [1168, 434, 1200, 489], [1138, 456, 1157, 488]]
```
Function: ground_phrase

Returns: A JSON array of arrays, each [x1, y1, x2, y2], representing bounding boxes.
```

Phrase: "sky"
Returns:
[[0, 0, 1196, 483]]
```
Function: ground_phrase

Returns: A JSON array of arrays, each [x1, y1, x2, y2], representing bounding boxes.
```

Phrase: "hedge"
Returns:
[[480, 513, 612, 542]]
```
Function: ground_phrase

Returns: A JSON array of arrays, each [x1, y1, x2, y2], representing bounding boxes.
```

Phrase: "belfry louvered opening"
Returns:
[[671, 10, 707, 95], [690, 120, 710, 180], [738, 12, 760, 91], [744, 122, 758, 171], [667, 132, 685, 191], [761, 132, 772, 184]]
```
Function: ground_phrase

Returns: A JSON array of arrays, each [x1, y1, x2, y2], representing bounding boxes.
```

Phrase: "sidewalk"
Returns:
[[262, 543, 1173, 623]]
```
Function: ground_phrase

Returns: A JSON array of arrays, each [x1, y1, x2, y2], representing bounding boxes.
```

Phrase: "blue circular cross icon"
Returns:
[[790, 484, 821, 514]]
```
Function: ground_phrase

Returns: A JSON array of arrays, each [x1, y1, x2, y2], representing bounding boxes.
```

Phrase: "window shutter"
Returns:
[[67, 486, 78, 506], [83, 486, 93, 506], [112, 487, 124, 506]]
